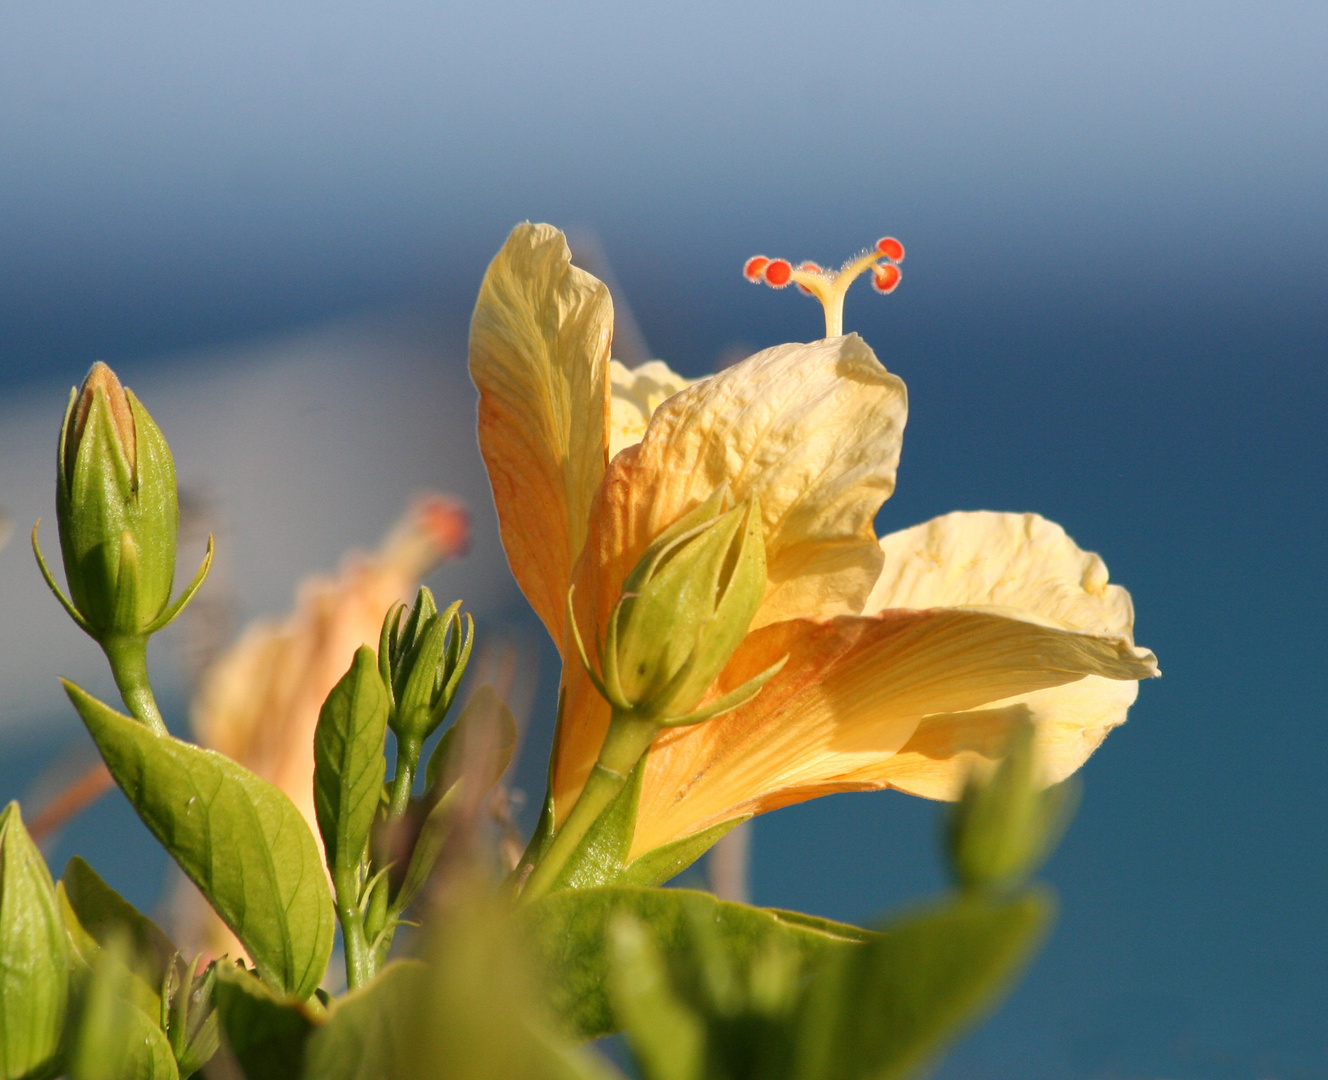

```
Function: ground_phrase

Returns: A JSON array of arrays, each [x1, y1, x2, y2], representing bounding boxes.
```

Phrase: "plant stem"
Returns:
[[335, 871, 373, 990], [101, 634, 167, 735], [520, 711, 656, 902]]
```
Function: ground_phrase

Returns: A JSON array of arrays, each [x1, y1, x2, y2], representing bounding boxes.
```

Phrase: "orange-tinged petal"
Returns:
[[628, 605, 1156, 857], [553, 335, 907, 819], [859, 511, 1157, 799], [470, 223, 612, 646]]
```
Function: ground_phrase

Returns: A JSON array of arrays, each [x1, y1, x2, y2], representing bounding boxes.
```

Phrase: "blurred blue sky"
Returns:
[[1, 3, 1325, 1077]]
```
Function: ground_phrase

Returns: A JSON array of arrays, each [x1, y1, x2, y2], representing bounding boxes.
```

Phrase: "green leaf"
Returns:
[[792, 891, 1053, 1080], [314, 646, 390, 885], [67, 937, 179, 1080], [526, 885, 873, 1040], [0, 802, 69, 1080], [606, 917, 705, 1080], [301, 961, 427, 1080], [414, 887, 621, 1080], [64, 680, 336, 999], [60, 856, 177, 987], [614, 816, 747, 888], [212, 964, 318, 1080]]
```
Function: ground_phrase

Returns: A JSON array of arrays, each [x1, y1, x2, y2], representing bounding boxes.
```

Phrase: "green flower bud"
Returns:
[[0, 802, 70, 1080], [945, 724, 1078, 893], [55, 362, 179, 637], [574, 487, 779, 726], [378, 587, 475, 749]]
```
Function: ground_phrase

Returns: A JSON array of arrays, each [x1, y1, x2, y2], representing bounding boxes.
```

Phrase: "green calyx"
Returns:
[[54, 364, 180, 636], [378, 587, 475, 749], [571, 486, 781, 728]]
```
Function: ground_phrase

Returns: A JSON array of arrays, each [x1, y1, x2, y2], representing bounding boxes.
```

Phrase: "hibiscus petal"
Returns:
[[608, 359, 692, 461], [553, 335, 907, 819], [628, 606, 1155, 857], [860, 511, 1157, 799], [470, 223, 612, 645]]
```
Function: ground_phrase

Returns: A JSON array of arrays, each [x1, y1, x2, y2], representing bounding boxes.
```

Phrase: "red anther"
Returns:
[[876, 237, 905, 262], [871, 264, 902, 293], [763, 259, 793, 287], [798, 261, 822, 274], [744, 256, 770, 281]]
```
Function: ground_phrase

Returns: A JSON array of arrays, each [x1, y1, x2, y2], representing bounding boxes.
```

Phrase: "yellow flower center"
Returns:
[[744, 237, 905, 338]]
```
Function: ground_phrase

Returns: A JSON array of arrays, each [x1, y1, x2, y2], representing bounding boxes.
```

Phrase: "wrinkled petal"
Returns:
[[867, 511, 1141, 638], [554, 335, 908, 818], [629, 604, 1156, 857], [470, 223, 612, 645], [608, 359, 692, 460], [859, 511, 1157, 799]]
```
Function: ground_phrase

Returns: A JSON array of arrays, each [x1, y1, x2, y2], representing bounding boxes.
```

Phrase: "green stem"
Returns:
[[334, 870, 373, 990], [100, 634, 167, 735], [362, 737, 422, 961], [520, 711, 657, 902]]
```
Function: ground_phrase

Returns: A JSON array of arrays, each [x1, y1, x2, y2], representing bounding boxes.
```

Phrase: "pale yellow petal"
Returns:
[[628, 605, 1156, 857], [874, 675, 1139, 800], [608, 359, 692, 461], [860, 511, 1156, 799], [867, 511, 1139, 639], [554, 335, 907, 819], [470, 222, 612, 645]]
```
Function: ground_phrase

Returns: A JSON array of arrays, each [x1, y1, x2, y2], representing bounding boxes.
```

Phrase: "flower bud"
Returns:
[[0, 802, 70, 1080], [588, 487, 771, 724], [54, 362, 180, 637], [378, 587, 475, 749], [945, 724, 1077, 893]]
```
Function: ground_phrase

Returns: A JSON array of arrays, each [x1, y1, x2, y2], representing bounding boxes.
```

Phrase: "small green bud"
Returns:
[[582, 488, 772, 724], [378, 588, 474, 748], [55, 362, 179, 637], [0, 802, 70, 1080], [945, 724, 1078, 893]]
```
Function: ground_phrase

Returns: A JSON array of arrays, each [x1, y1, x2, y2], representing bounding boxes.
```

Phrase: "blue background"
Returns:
[[2, 3, 1325, 1077]]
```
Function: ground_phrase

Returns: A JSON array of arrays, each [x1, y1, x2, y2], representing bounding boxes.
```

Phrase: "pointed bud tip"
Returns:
[[67, 361, 136, 481]]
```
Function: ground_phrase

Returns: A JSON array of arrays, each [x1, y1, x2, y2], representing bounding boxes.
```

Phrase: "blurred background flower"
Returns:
[[1, 3, 1325, 1077]]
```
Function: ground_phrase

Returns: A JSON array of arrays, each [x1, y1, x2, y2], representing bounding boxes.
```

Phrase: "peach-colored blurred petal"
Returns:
[[176, 494, 466, 959]]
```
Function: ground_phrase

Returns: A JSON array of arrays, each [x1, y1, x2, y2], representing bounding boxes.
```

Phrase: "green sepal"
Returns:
[[57, 857, 175, 1021], [525, 885, 873, 1040], [60, 856, 177, 986], [65, 681, 335, 1000], [792, 890, 1054, 1080], [67, 937, 179, 1080], [143, 534, 214, 635], [0, 802, 70, 1080], [313, 646, 390, 886], [212, 964, 318, 1080]]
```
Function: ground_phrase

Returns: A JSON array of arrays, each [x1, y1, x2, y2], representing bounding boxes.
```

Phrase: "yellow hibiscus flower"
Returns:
[[470, 223, 1157, 872]]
